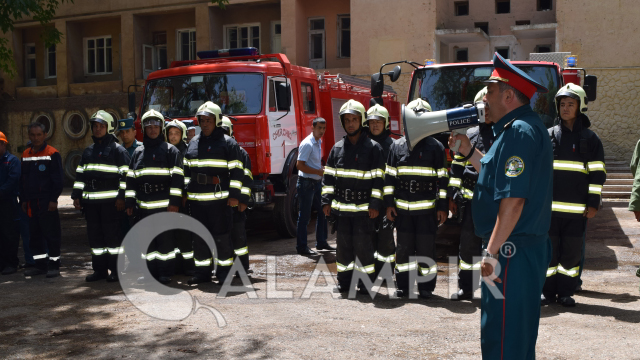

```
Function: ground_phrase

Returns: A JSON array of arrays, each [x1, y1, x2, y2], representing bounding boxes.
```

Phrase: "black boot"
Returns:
[[85, 272, 108, 282]]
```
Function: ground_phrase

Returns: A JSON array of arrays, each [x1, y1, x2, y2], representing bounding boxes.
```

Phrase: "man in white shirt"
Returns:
[[296, 118, 333, 255]]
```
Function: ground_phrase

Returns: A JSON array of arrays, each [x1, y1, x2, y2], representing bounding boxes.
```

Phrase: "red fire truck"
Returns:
[[371, 53, 597, 231], [375, 53, 597, 131], [128, 48, 401, 237]]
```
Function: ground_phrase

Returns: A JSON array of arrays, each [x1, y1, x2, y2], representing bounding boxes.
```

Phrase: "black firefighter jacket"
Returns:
[[125, 136, 184, 212], [384, 136, 449, 215], [321, 133, 385, 217], [549, 114, 606, 218], [71, 135, 130, 205], [184, 128, 245, 204]]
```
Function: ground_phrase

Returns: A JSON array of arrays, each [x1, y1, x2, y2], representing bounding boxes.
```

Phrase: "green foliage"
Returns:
[[0, 0, 74, 77], [0, 0, 228, 79]]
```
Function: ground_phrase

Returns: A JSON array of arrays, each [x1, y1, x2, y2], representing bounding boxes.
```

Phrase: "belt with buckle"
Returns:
[[398, 180, 435, 194], [192, 172, 224, 185], [138, 183, 169, 194], [89, 178, 120, 190], [337, 189, 370, 202]]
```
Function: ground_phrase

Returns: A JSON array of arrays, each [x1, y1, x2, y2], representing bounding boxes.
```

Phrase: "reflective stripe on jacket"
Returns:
[[384, 136, 448, 214], [71, 136, 130, 204], [321, 133, 385, 216], [549, 114, 606, 218], [20, 143, 64, 203]]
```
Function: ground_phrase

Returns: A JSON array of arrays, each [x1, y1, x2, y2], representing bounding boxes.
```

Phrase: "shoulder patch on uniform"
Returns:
[[505, 156, 524, 177]]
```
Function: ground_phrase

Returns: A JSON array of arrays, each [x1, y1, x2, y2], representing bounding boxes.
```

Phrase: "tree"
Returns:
[[0, 0, 229, 78], [0, 0, 74, 77]]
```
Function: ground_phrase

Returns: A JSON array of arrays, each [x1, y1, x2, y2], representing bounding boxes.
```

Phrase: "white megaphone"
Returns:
[[403, 101, 486, 152]]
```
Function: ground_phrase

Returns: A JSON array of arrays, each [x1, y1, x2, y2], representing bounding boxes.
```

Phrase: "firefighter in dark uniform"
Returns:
[[116, 117, 139, 247], [165, 119, 194, 276], [72, 111, 131, 282], [125, 110, 184, 284], [542, 84, 606, 307], [20, 123, 64, 278], [366, 104, 396, 277], [321, 99, 385, 294], [449, 53, 553, 360], [385, 99, 449, 299], [184, 102, 245, 285], [449, 87, 496, 301], [221, 116, 252, 272]]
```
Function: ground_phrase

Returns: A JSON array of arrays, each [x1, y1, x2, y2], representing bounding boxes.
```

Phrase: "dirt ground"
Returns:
[[1, 192, 639, 359]]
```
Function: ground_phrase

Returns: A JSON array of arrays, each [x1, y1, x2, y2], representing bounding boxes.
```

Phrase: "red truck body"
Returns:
[[134, 52, 400, 237]]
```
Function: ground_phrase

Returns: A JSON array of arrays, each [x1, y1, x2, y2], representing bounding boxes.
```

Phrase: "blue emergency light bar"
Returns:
[[566, 55, 577, 67], [197, 47, 259, 59], [424, 59, 436, 66]]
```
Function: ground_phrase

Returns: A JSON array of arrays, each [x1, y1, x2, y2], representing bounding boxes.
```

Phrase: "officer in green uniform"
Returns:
[[116, 118, 139, 241], [449, 53, 553, 360], [117, 118, 140, 157]]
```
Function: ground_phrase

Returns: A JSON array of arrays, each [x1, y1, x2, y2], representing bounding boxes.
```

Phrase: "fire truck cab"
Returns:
[[129, 48, 400, 237]]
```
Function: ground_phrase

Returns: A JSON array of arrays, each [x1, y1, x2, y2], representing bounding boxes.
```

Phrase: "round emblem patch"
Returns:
[[505, 156, 524, 177], [38, 164, 46, 171], [120, 121, 125, 127]]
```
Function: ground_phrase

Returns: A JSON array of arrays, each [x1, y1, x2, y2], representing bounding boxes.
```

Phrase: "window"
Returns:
[[45, 45, 56, 78], [455, 1, 469, 16], [475, 22, 489, 35], [271, 21, 281, 53], [85, 36, 113, 75], [495, 47, 510, 59], [515, 20, 531, 26], [153, 31, 168, 69], [538, 0, 552, 11], [496, 0, 510, 14], [177, 29, 196, 61], [455, 48, 468, 62], [309, 17, 325, 69], [225, 24, 260, 52], [301, 82, 315, 113], [337, 15, 350, 58], [535, 45, 552, 53], [142, 74, 264, 117], [268, 78, 290, 112], [24, 43, 36, 87]]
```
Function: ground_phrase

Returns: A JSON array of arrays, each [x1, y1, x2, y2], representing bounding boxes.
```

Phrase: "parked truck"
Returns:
[[128, 48, 401, 238]]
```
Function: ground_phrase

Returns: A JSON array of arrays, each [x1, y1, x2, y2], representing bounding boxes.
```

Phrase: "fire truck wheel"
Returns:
[[273, 174, 298, 238]]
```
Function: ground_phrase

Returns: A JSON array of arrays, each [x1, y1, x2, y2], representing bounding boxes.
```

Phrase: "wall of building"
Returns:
[[20, 27, 58, 87], [281, 0, 349, 71], [557, 0, 640, 162], [133, 10, 196, 80], [437, 0, 556, 35], [351, 0, 437, 77], [210, 2, 281, 54], [64, 17, 123, 84]]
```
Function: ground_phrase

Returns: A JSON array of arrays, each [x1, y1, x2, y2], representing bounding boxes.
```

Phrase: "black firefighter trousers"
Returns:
[[372, 214, 395, 277], [84, 202, 122, 275], [336, 215, 376, 290], [231, 207, 249, 272], [27, 199, 62, 271], [191, 201, 233, 282], [543, 216, 586, 299], [395, 212, 438, 293], [456, 204, 483, 293]]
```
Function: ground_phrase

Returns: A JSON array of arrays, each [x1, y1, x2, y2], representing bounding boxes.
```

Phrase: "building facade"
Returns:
[[1, 0, 638, 183]]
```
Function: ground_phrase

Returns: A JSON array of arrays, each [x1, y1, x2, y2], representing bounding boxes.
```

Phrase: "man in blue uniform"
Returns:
[[450, 53, 553, 360], [117, 118, 140, 157]]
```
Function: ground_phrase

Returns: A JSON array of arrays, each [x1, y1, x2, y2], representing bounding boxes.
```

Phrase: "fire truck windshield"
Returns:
[[409, 64, 560, 128], [141, 73, 263, 118]]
